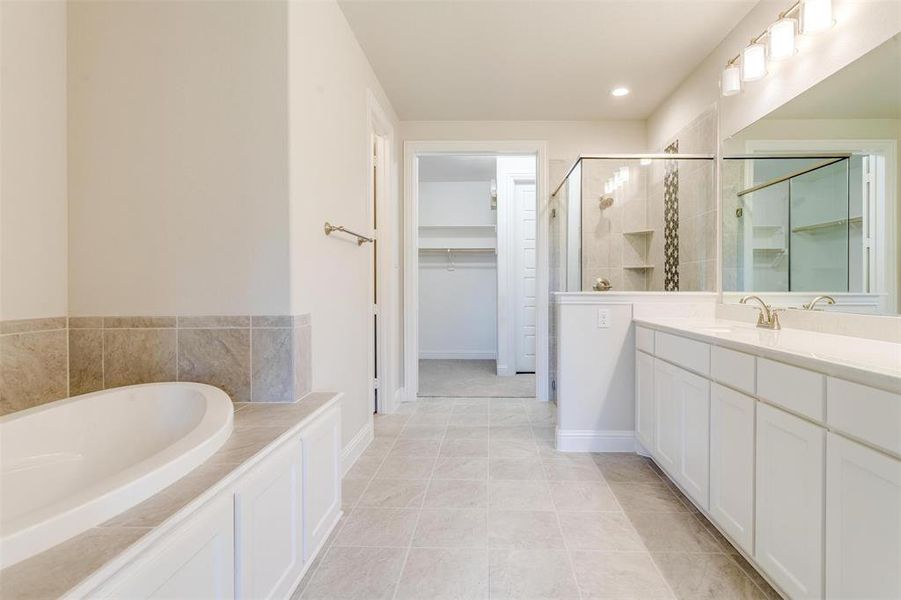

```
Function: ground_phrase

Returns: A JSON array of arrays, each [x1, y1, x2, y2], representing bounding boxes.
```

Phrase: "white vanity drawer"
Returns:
[[827, 378, 901, 456], [635, 326, 654, 354], [711, 347, 755, 395], [757, 358, 825, 422], [655, 331, 709, 376]]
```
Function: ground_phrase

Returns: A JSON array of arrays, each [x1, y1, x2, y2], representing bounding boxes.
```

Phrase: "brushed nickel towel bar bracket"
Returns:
[[324, 222, 374, 246]]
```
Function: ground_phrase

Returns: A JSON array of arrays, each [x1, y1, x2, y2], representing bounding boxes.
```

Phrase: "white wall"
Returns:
[[0, 0, 68, 320], [419, 181, 495, 226], [648, 0, 901, 148], [67, 0, 290, 316], [288, 0, 400, 449]]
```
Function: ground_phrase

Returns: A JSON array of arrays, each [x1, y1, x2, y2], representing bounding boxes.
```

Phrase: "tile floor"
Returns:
[[418, 360, 536, 398], [293, 398, 780, 600]]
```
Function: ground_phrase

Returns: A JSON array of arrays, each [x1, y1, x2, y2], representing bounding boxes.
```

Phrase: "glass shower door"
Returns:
[[789, 159, 850, 291]]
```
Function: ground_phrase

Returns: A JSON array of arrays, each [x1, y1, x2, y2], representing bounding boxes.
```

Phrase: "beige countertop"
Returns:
[[0, 392, 340, 600], [633, 317, 901, 394]]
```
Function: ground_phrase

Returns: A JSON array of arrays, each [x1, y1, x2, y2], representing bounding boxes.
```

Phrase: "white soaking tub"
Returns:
[[0, 382, 233, 569]]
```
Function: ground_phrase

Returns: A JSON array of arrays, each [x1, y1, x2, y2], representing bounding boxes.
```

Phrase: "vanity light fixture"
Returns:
[[613, 170, 624, 188], [720, 0, 835, 96], [721, 62, 742, 96], [610, 87, 630, 97], [741, 42, 768, 82], [604, 179, 614, 194], [801, 0, 835, 34], [619, 166, 630, 184], [768, 16, 797, 60]]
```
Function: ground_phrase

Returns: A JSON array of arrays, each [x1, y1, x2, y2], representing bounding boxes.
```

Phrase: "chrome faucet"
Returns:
[[802, 295, 836, 311], [739, 295, 781, 330]]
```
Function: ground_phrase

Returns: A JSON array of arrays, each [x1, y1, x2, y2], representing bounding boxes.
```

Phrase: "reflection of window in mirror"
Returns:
[[721, 34, 900, 316]]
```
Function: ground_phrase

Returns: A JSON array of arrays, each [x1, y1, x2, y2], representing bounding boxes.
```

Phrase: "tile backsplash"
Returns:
[[0, 314, 312, 416]]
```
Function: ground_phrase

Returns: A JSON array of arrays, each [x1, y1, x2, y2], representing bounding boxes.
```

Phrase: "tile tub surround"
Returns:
[[0, 317, 69, 415], [0, 392, 340, 600], [295, 405, 779, 600], [0, 314, 313, 416], [69, 314, 312, 403]]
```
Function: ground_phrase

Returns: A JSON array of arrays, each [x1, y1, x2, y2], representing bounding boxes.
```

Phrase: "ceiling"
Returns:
[[339, 0, 757, 121], [768, 34, 901, 120], [419, 156, 497, 182]]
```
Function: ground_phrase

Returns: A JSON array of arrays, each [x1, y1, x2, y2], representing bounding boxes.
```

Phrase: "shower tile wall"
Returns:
[[0, 314, 313, 416]]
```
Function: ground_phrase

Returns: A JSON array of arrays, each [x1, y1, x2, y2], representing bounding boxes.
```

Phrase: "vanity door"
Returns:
[[675, 366, 709, 510], [653, 358, 681, 476], [756, 402, 824, 599], [635, 350, 655, 452]]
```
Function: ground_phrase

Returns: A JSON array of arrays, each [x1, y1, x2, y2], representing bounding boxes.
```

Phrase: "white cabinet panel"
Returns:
[[827, 377, 901, 456], [678, 368, 710, 510], [653, 358, 681, 475], [756, 403, 825, 599], [635, 326, 654, 354], [98, 495, 235, 599], [236, 438, 304, 600], [654, 332, 709, 376], [710, 346, 755, 395], [826, 433, 901, 600], [635, 350, 655, 452], [301, 406, 341, 559], [757, 358, 824, 422], [710, 383, 755, 555]]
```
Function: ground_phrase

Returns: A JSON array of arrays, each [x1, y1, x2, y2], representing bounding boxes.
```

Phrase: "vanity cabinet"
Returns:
[[755, 402, 825, 599], [709, 382, 755, 555], [634, 324, 900, 600], [825, 433, 901, 599], [635, 350, 655, 451], [300, 407, 342, 560], [652, 358, 710, 510]]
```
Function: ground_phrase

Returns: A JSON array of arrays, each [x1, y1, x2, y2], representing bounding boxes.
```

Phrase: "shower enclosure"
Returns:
[[550, 154, 717, 294], [721, 155, 862, 293]]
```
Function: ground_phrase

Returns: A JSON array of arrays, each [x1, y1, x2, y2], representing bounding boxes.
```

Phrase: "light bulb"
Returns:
[[721, 63, 741, 96], [611, 87, 630, 97], [741, 42, 767, 82], [768, 18, 797, 60], [802, 0, 834, 34]]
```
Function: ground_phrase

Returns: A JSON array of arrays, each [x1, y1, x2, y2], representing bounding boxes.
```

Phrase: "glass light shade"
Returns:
[[613, 171, 623, 187], [741, 43, 767, 82], [639, 158, 652, 166], [604, 180, 614, 194], [721, 64, 742, 96], [619, 167, 630, 184], [802, 0, 834, 34], [768, 18, 797, 60]]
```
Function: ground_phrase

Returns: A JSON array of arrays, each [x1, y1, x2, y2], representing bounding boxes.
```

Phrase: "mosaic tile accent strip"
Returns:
[[663, 141, 680, 291]]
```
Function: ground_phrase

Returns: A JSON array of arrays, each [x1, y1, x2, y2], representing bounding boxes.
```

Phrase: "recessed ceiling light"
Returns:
[[611, 87, 630, 97]]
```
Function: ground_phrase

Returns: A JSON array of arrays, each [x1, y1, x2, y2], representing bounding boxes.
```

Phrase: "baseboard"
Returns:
[[555, 428, 635, 452], [419, 351, 497, 360], [341, 419, 374, 476]]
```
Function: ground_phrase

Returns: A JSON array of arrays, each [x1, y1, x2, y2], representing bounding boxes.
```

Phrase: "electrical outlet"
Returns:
[[597, 308, 611, 328]]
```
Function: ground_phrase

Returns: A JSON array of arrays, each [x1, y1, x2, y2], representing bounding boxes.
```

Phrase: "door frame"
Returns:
[[403, 140, 550, 402], [366, 90, 399, 415]]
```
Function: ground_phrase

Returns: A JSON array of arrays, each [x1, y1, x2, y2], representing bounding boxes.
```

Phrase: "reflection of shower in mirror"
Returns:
[[598, 196, 614, 209]]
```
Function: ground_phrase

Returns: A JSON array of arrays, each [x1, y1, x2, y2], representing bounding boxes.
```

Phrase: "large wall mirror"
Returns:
[[721, 34, 900, 315]]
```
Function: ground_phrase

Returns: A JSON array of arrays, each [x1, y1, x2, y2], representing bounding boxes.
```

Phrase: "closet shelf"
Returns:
[[419, 225, 496, 230], [419, 247, 496, 253]]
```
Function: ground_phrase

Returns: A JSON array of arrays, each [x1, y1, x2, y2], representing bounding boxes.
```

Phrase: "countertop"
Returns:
[[633, 317, 901, 394], [0, 392, 340, 600]]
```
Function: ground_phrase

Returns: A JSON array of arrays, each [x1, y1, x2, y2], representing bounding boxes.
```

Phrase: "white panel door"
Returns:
[[653, 358, 681, 476], [635, 350, 655, 451], [301, 406, 342, 559], [826, 433, 901, 599], [236, 438, 304, 600], [97, 494, 235, 599], [678, 367, 710, 510], [710, 383, 755, 554], [756, 402, 825, 599], [514, 180, 537, 372]]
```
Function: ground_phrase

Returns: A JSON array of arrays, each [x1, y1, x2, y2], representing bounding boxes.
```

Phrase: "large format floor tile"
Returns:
[[295, 408, 779, 600]]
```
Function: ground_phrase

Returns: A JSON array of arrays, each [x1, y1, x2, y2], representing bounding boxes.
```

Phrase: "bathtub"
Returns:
[[0, 382, 233, 569]]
